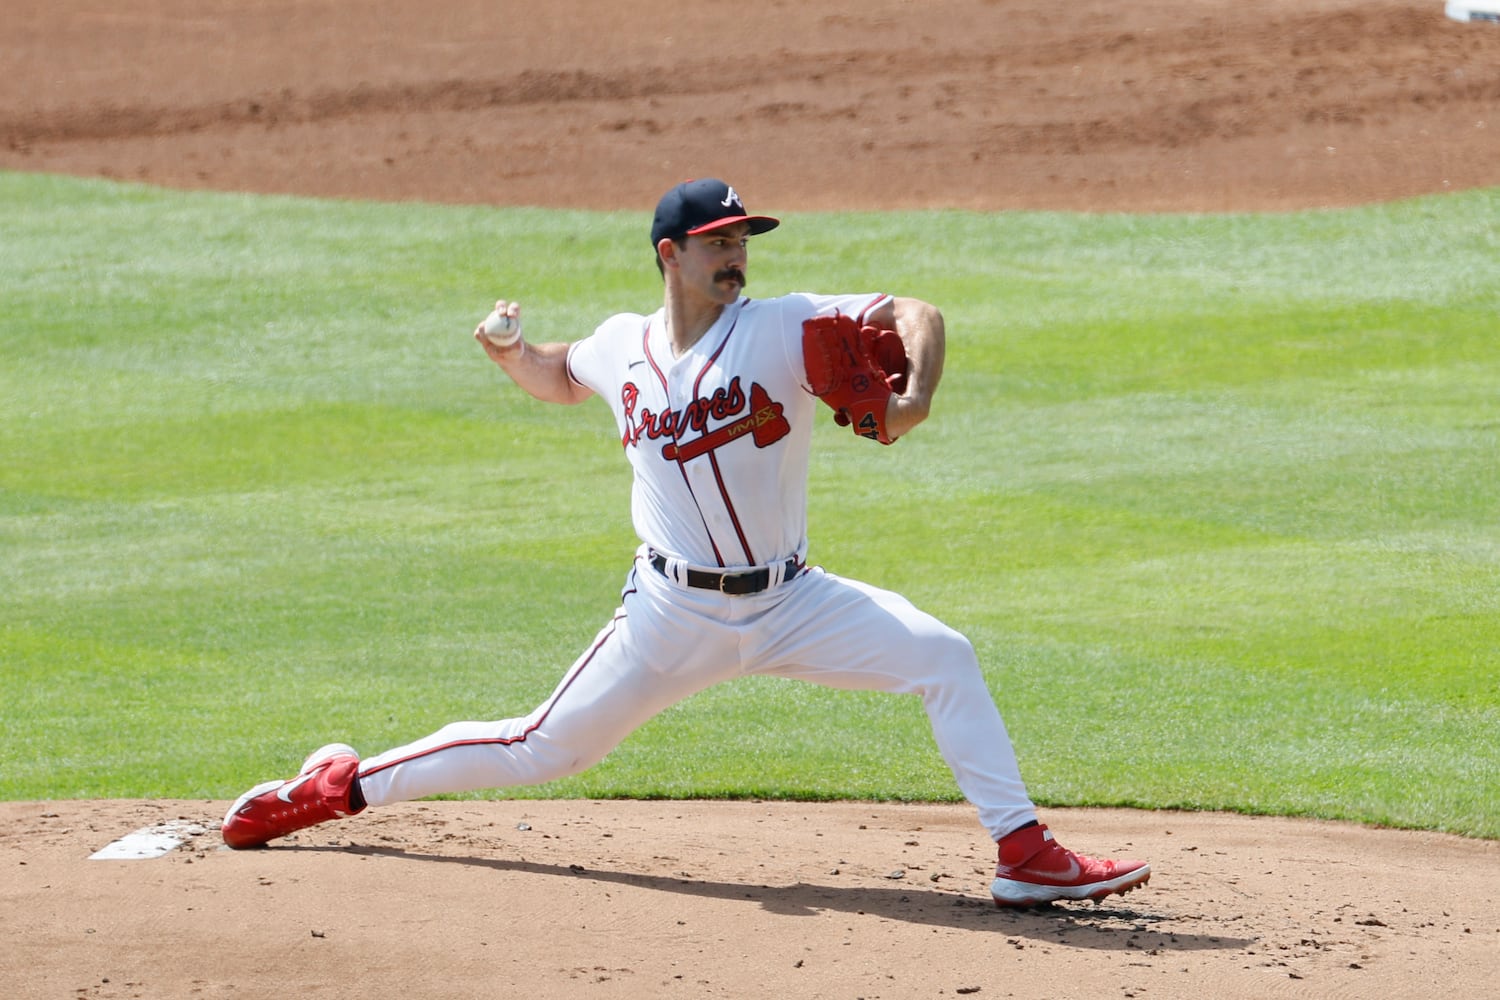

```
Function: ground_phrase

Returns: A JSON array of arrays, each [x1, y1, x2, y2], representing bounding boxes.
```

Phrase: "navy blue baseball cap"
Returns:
[[650, 179, 780, 247]]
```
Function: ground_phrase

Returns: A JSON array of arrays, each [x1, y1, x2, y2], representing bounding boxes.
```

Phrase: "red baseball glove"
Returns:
[[802, 313, 909, 444]]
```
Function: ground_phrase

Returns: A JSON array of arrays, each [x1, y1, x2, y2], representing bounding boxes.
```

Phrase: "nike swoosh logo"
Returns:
[[629, 360, 646, 369], [1049, 855, 1081, 882], [276, 770, 318, 803]]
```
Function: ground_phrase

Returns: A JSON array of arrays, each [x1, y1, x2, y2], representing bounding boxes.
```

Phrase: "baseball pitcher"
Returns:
[[222, 179, 1150, 908]]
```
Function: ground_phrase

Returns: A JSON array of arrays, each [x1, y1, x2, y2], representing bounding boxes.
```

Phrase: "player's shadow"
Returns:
[[301, 843, 1249, 952]]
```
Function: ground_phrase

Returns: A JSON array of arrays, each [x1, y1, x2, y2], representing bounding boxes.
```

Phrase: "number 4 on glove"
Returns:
[[802, 313, 909, 444]]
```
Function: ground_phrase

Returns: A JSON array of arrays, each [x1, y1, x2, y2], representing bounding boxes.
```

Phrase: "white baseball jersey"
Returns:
[[566, 292, 890, 569]]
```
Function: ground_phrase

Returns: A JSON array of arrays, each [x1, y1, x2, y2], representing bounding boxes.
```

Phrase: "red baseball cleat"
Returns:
[[990, 823, 1151, 907], [222, 743, 364, 849]]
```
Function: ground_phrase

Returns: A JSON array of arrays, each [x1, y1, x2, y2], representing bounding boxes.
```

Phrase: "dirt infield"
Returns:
[[3, 2, 1499, 998], [6, 800, 1498, 999], [5, 0, 1499, 212]]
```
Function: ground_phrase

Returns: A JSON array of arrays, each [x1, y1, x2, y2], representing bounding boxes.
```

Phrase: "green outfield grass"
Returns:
[[2, 172, 1496, 838]]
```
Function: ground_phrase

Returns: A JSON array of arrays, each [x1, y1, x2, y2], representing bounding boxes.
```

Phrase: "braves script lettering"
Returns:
[[620, 378, 790, 461]]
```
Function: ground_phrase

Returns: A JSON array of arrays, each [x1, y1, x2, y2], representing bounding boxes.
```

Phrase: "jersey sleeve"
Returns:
[[566, 312, 648, 397]]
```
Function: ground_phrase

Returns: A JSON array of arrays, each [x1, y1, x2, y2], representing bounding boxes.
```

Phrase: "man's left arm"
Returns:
[[871, 296, 945, 440]]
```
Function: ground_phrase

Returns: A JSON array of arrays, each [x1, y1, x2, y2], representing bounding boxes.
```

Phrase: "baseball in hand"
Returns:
[[481, 306, 521, 347]]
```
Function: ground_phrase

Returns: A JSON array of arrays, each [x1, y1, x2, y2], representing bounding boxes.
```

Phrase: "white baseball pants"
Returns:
[[356, 554, 1039, 841]]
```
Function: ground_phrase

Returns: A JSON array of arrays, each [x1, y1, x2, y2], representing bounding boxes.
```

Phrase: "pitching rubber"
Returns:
[[1446, 1, 1500, 23]]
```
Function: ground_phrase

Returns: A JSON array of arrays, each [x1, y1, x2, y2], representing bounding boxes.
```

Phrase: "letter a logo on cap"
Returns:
[[722, 186, 742, 210]]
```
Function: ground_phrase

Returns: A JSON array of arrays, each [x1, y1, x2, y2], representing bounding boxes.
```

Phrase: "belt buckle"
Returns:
[[719, 569, 764, 596]]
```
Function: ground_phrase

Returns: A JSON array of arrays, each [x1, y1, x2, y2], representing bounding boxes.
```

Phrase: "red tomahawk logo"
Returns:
[[662, 383, 790, 462]]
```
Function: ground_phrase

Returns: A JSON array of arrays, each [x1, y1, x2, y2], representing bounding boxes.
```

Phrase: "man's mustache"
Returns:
[[715, 267, 746, 286]]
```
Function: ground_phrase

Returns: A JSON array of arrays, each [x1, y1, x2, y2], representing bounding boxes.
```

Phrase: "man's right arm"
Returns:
[[476, 335, 594, 405], [473, 300, 595, 405]]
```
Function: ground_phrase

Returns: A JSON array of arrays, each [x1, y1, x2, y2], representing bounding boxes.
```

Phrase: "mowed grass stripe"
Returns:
[[2, 172, 1495, 837]]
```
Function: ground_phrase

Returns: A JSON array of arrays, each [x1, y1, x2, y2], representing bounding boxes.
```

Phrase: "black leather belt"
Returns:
[[650, 553, 800, 596]]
